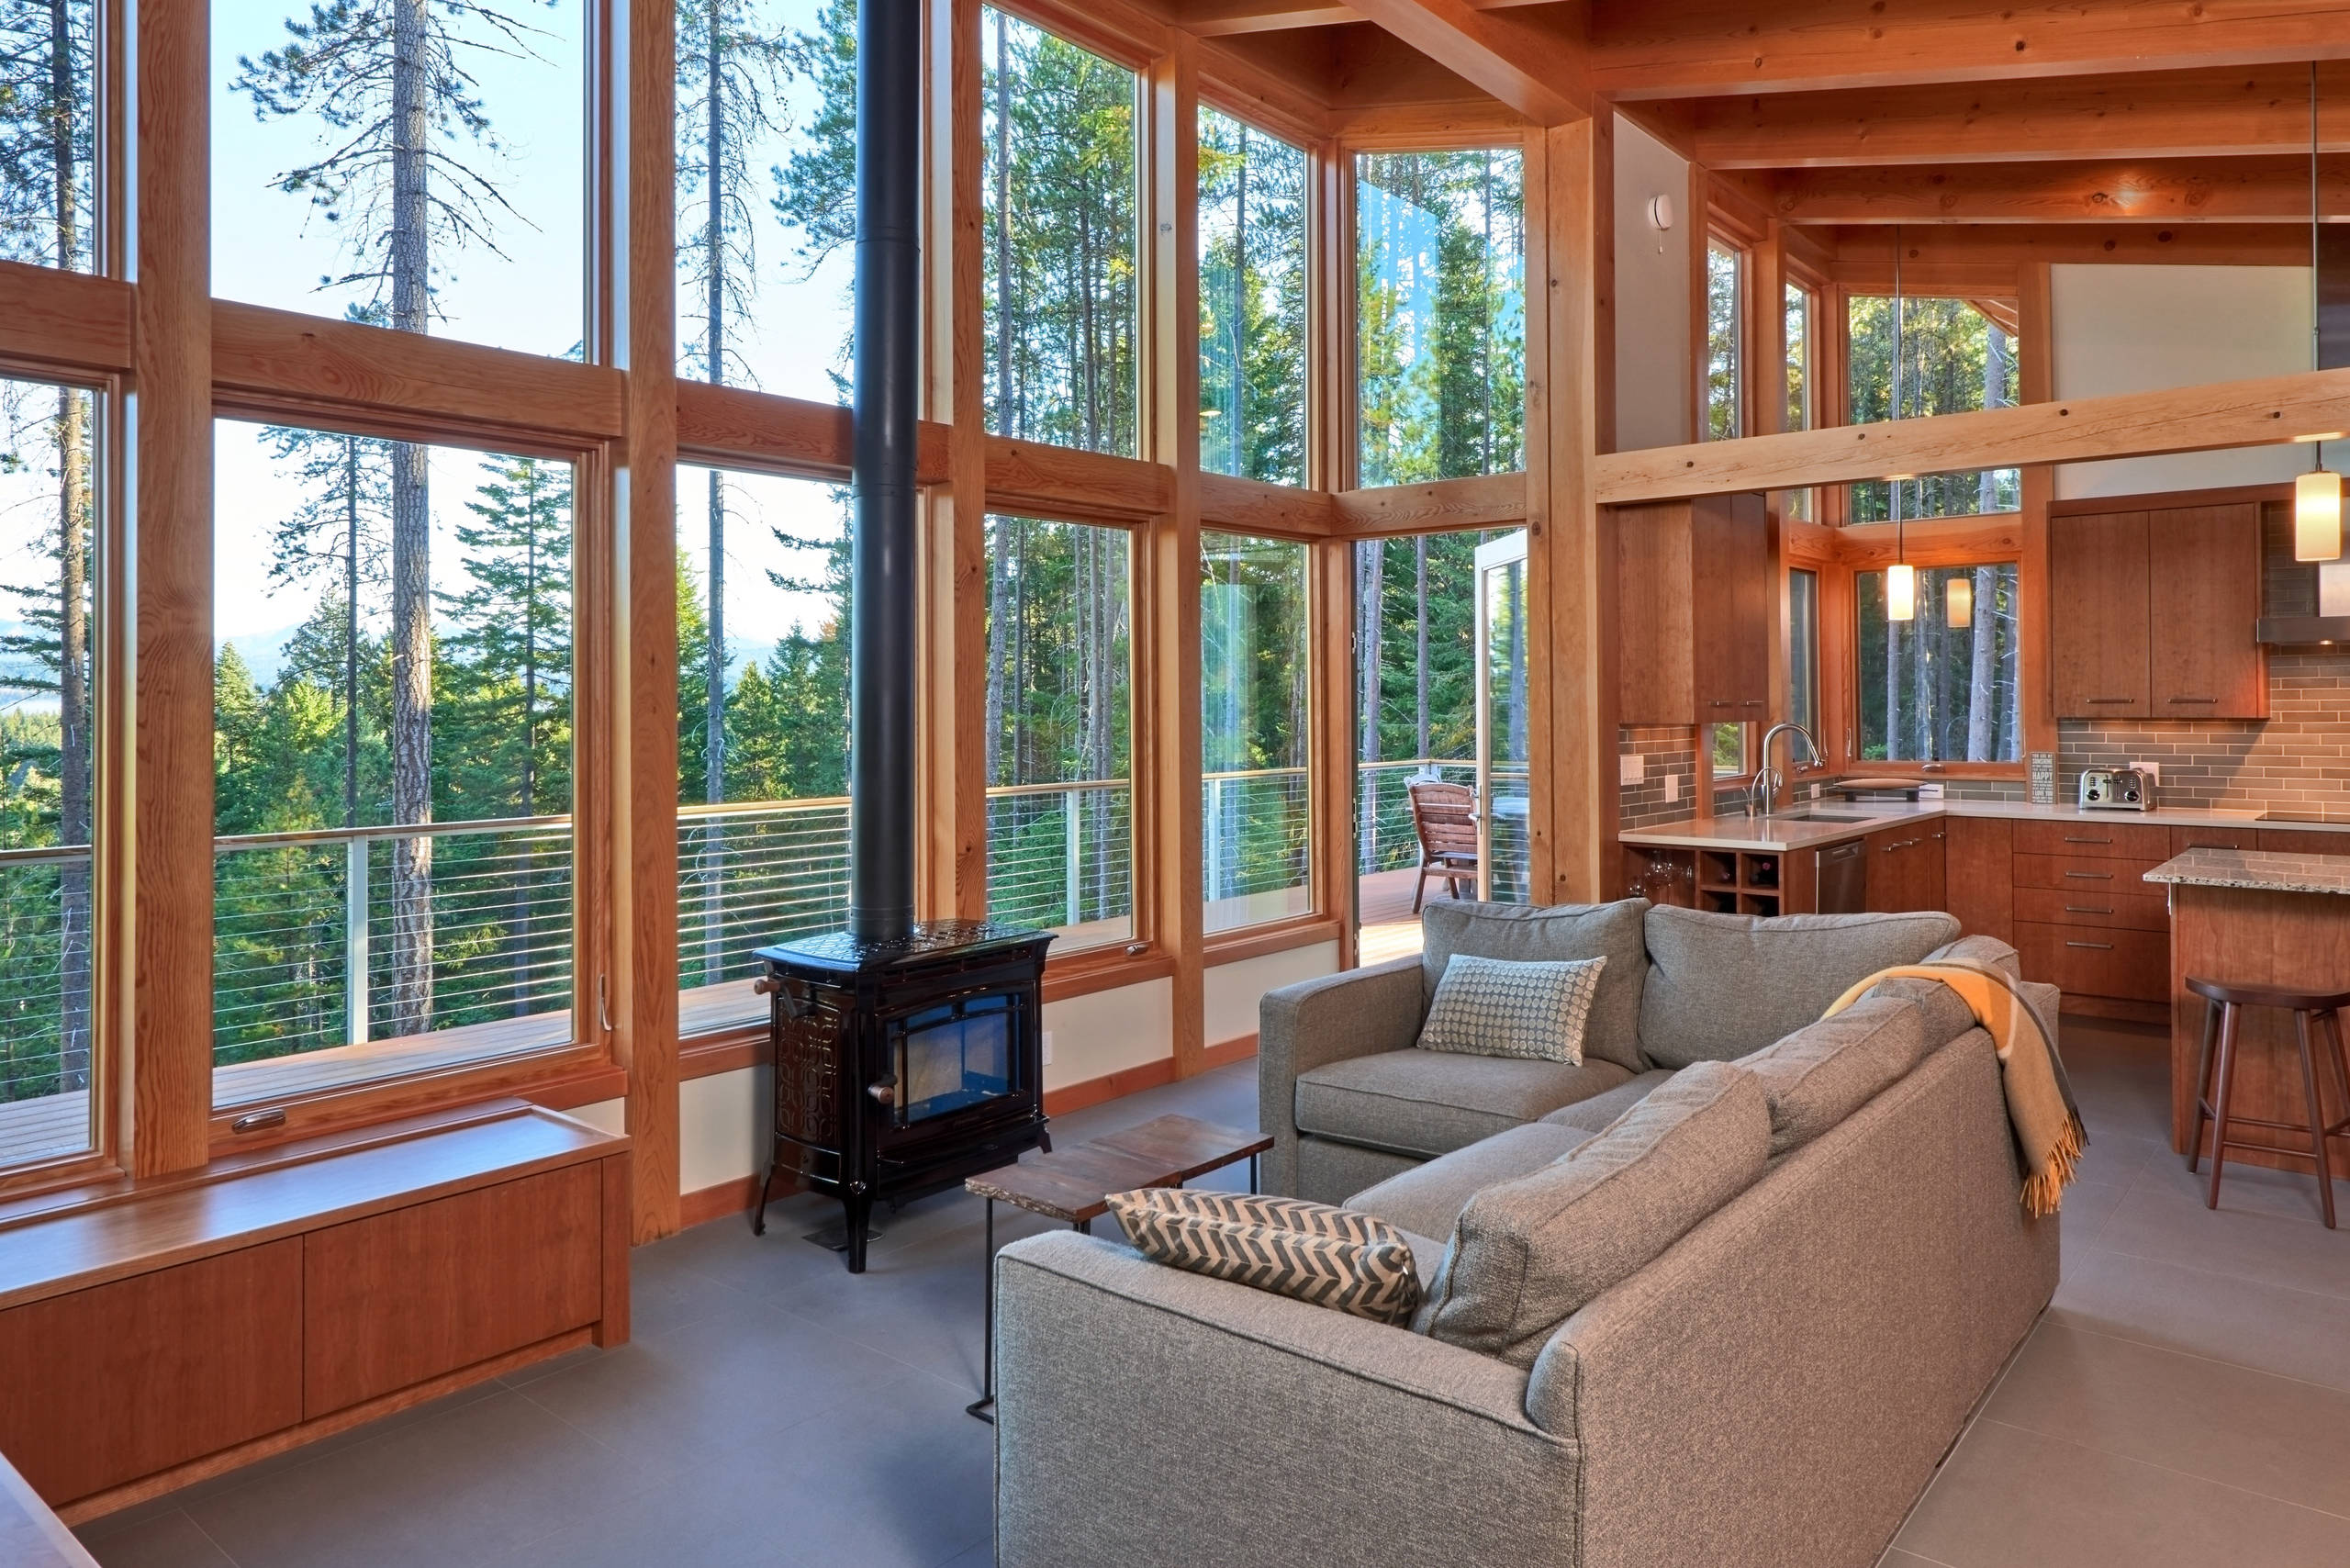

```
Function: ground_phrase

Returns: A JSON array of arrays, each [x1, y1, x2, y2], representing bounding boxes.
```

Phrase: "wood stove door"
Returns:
[[869, 963, 1043, 1165]]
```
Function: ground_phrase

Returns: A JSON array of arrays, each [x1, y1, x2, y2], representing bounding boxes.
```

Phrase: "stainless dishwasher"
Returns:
[[1818, 838, 1867, 913]]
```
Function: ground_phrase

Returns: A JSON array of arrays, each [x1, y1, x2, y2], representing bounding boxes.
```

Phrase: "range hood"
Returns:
[[2256, 224, 2350, 646]]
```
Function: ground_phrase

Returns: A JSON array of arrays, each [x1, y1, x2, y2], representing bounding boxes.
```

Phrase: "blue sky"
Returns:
[[208, 0, 853, 657]]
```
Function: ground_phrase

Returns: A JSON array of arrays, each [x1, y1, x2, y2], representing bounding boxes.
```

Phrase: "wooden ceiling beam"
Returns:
[[1824, 222, 2315, 284], [1650, 64, 2350, 170], [1586, 0, 2350, 101], [1342, 0, 1591, 125], [1594, 365, 2350, 505], [1173, 0, 1361, 36], [1760, 155, 2350, 226]]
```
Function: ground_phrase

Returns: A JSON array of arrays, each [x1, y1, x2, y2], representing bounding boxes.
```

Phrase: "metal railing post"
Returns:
[[344, 835, 370, 1046], [1063, 790, 1080, 928]]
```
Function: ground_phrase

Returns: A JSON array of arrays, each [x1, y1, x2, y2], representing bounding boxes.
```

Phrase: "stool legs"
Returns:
[[2188, 999, 2220, 1176], [2292, 1010, 2337, 1229], [2205, 1001, 2242, 1212]]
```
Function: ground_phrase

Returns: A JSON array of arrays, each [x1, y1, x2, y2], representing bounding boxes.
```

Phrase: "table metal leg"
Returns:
[[1249, 1153, 1259, 1193], [966, 1199, 996, 1424]]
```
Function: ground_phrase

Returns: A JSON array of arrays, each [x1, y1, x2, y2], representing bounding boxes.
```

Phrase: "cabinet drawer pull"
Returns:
[[2167, 696, 2218, 704], [2064, 905, 2114, 915], [2064, 870, 2114, 879], [2065, 941, 2116, 951], [1741, 700, 1763, 708], [2062, 835, 2111, 845], [2086, 697, 2135, 704]]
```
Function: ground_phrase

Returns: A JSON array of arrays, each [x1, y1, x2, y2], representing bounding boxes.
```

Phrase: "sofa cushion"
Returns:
[[1294, 1050, 1634, 1159], [1738, 995, 1930, 1156], [1348, 1122, 1595, 1240], [1928, 934, 2023, 980], [1421, 900, 1650, 1073], [1418, 954, 1606, 1063], [1103, 1190, 1424, 1326], [1539, 1069, 1677, 1134], [1638, 906, 1961, 1069], [1418, 1061, 1772, 1367]]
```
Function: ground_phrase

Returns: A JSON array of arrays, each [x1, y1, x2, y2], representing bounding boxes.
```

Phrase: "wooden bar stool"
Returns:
[[2186, 976, 2350, 1228]]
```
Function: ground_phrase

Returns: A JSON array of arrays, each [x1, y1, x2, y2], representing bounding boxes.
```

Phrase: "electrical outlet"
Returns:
[[2129, 760, 2161, 784], [1041, 1031, 1055, 1066], [1619, 753, 1645, 786], [1663, 772, 1680, 804]]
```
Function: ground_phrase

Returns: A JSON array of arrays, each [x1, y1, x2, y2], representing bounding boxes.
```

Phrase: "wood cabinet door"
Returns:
[[2050, 510, 2151, 718], [1691, 493, 1772, 721], [1919, 826, 1949, 913], [1864, 825, 1929, 911], [2147, 504, 2265, 720], [1616, 502, 1696, 725], [1943, 816, 2013, 940]]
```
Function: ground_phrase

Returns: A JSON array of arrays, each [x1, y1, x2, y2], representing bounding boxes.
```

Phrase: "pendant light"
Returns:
[[2299, 62, 2344, 562], [1886, 227, 1918, 619], [1944, 571, 1973, 625]]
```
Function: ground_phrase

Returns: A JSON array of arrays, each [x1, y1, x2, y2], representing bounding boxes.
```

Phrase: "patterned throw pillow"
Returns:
[[1104, 1189, 1422, 1326], [1416, 953, 1606, 1064]]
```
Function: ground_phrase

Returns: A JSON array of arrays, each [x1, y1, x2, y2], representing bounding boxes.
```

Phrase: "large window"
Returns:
[[677, 0, 859, 404], [1790, 566, 1819, 740], [1857, 564, 2020, 764], [981, 11, 1137, 457], [0, 0, 96, 274], [1704, 241, 1743, 441], [984, 515, 1133, 950], [1354, 533, 1478, 879], [212, 0, 586, 358], [1199, 109, 1306, 486], [212, 422, 575, 1103], [1848, 297, 2020, 521], [677, 465, 849, 1030], [1356, 149, 1525, 486], [1202, 532, 1310, 934], [0, 376, 97, 1168]]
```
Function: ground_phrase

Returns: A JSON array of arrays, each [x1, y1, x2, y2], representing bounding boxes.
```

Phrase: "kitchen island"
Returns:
[[2145, 848, 2350, 1174]]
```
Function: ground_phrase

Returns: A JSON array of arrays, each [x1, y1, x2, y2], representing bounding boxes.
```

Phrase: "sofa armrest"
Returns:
[[994, 1232, 1579, 1568], [1259, 956, 1425, 1195]]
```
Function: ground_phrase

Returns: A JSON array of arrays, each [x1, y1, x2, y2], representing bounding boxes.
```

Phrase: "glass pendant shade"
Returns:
[[1944, 573, 1972, 625], [2296, 468, 2344, 562], [1886, 561, 1916, 622]]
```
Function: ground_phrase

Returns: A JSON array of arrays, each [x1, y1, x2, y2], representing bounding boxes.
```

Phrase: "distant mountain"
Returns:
[[217, 623, 305, 688]]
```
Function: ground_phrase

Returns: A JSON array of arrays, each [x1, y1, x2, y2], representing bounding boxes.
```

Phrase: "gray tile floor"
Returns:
[[73, 1019, 2350, 1568]]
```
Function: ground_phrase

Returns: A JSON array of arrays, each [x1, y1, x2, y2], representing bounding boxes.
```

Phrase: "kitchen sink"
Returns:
[[1773, 811, 1879, 823]]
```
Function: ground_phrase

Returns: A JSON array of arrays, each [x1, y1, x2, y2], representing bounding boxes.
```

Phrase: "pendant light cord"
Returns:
[[2316, 62, 2326, 476], [1892, 224, 1905, 549]]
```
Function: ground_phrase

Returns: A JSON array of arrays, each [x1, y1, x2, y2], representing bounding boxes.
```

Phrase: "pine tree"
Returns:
[[234, 0, 555, 1036]]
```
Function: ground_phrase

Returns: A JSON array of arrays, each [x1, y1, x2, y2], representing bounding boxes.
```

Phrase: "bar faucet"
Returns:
[[1748, 722, 1822, 820]]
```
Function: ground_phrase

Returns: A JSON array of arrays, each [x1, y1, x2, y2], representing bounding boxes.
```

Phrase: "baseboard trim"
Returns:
[[2059, 996, 2166, 1026], [1201, 1033, 1258, 1070], [680, 1171, 792, 1228]]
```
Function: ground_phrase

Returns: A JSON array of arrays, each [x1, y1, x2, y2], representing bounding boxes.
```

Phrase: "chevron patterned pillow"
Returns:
[[1104, 1189, 1422, 1326], [1417, 953, 1606, 1063]]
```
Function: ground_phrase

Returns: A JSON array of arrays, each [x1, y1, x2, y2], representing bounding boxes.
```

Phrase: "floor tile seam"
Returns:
[[1883, 1317, 2048, 1562], [183, 1509, 249, 1568], [1971, 1417, 2350, 1523], [763, 1295, 990, 1394], [2087, 1237, 2350, 1303], [1882, 1546, 1963, 1568], [2044, 1318, 2350, 1398], [923, 1530, 995, 1568]]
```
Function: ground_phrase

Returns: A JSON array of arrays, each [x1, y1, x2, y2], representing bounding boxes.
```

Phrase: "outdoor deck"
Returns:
[[1358, 866, 1433, 967]]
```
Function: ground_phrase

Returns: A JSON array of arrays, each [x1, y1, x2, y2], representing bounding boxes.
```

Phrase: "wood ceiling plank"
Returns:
[[1593, 366, 2350, 505], [1654, 62, 2350, 170], [1765, 155, 2350, 225], [1586, 0, 2350, 101]]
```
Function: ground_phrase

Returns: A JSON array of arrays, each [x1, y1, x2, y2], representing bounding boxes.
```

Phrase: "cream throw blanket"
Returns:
[[1823, 961, 2087, 1217]]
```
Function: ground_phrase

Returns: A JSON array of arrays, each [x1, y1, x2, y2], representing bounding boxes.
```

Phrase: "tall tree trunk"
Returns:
[[1998, 577, 2020, 759], [985, 20, 1014, 784], [1230, 129, 1247, 477], [1355, 543, 1383, 873], [50, 0, 91, 1090], [514, 467, 539, 1015], [1977, 325, 2009, 514], [1967, 564, 1998, 760], [342, 440, 361, 829], [1883, 610, 1903, 764], [703, 0, 728, 805], [388, 0, 435, 1038]]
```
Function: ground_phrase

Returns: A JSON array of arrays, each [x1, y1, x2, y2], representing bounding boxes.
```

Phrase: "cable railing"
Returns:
[[0, 843, 95, 1108], [986, 778, 1133, 940], [213, 815, 576, 1070], [677, 798, 851, 992], [1356, 757, 1479, 875]]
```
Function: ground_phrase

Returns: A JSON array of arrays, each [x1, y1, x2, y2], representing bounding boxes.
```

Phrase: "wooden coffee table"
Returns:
[[963, 1113, 1273, 1421]]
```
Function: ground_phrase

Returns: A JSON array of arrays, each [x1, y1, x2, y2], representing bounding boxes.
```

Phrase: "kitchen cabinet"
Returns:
[[1617, 492, 1771, 726], [1944, 817, 2014, 942], [2050, 501, 2264, 721], [2258, 830, 2350, 857], [1864, 823, 1946, 913]]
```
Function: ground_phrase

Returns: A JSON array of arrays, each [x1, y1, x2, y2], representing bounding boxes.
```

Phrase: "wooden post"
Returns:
[[921, 0, 989, 922], [127, 0, 213, 1178], [1526, 110, 1616, 904], [2017, 261, 2058, 767], [613, 0, 680, 1241], [1143, 38, 1205, 1075]]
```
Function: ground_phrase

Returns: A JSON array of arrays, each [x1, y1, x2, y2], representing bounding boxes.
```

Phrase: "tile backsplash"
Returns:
[[2058, 651, 2350, 820], [1619, 727, 1696, 828]]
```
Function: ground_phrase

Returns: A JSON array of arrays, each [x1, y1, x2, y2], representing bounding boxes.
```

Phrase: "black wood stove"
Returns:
[[749, 922, 1052, 1272]]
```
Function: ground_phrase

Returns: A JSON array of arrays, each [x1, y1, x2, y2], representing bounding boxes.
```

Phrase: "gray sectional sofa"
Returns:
[[989, 901, 2065, 1568]]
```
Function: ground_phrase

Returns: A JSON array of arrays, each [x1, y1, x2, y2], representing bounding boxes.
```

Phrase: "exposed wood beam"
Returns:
[[1593, 366, 2350, 505], [1334, 471, 1529, 534], [1199, 473, 1340, 535], [1586, 0, 2350, 101], [1175, 0, 1359, 35], [1344, 0, 1590, 125], [0, 262, 131, 376], [1642, 62, 2350, 169], [1760, 156, 2350, 226]]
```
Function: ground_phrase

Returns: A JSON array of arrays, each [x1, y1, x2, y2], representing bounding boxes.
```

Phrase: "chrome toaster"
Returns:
[[2077, 767, 2156, 812]]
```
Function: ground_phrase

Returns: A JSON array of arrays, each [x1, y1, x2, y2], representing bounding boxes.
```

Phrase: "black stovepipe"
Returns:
[[847, 0, 922, 944]]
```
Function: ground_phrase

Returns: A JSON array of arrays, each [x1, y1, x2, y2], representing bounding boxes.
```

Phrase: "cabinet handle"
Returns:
[[2063, 835, 2111, 844], [2086, 697, 2135, 704], [1707, 700, 1734, 707], [2167, 696, 2218, 704], [1741, 700, 1763, 708], [2064, 870, 2114, 879], [2065, 940, 2116, 950], [2064, 905, 2114, 914]]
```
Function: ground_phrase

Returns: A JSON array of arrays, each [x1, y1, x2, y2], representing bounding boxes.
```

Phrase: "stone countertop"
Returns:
[[1618, 797, 2344, 856], [2143, 848, 2350, 897]]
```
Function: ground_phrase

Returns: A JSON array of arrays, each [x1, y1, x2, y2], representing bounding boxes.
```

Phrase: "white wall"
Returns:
[[2051, 264, 2314, 498], [1203, 940, 1339, 1047], [1042, 976, 1172, 1092], [1614, 118, 1693, 452]]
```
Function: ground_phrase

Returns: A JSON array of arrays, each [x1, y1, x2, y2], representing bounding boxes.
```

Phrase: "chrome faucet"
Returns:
[[1748, 722, 1822, 820]]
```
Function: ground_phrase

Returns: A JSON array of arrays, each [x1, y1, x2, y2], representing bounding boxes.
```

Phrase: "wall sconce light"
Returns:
[[1649, 194, 1673, 231]]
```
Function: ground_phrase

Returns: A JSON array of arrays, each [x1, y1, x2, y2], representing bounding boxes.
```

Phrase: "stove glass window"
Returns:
[[896, 995, 1016, 1124]]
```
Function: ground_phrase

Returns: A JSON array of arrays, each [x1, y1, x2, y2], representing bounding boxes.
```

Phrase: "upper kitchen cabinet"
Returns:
[[2050, 498, 2264, 722], [1617, 492, 1772, 726]]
